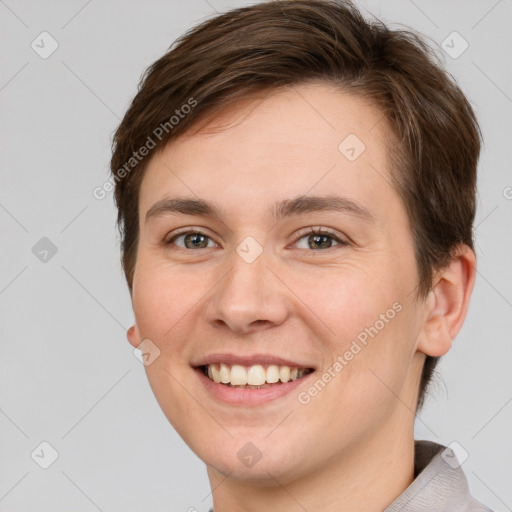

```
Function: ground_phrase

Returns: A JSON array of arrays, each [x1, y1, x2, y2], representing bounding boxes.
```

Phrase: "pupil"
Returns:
[[310, 234, 330, 249], [185, 233, 207, 249]]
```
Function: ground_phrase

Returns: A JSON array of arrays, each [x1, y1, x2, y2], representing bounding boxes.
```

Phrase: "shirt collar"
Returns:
[[383, 440, 491, 512]]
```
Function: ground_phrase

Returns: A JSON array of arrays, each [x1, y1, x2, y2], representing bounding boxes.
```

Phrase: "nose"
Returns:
[[204, 247, 290, 335]]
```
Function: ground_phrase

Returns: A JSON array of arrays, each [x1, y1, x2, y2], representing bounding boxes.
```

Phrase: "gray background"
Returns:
[[1, 0, 511, 510]]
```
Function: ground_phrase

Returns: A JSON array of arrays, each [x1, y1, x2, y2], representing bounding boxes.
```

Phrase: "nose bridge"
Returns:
[[205, 241, 288, 332]]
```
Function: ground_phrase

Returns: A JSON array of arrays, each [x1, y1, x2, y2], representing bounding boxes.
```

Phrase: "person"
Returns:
[[109, 0, 493, 510]]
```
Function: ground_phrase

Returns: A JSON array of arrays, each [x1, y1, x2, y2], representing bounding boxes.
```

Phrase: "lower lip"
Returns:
[[194, 368, 314, 406]]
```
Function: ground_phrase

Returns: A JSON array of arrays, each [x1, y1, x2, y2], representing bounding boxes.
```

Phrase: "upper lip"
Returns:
[[191, 353, 316, 369]]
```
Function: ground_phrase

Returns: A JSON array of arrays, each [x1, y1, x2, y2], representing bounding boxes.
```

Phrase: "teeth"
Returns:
[[211, 364, 221, 383], [247, 365, 266, 385], [205, 363, 311, 386], [266, 365, 280, 384], [219, 363, 230, 384], [279, 365, 290, 383], [230, 365, 247, 385]]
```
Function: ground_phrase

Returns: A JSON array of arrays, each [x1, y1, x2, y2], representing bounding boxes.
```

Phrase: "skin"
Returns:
[[126, 81, 476, 512]]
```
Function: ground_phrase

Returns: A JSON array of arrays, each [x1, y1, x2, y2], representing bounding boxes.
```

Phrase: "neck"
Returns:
[[206, 421, 416, 512]]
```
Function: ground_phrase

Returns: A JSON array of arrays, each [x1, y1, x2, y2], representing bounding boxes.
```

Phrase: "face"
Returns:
[[128, 82, 429, 485]]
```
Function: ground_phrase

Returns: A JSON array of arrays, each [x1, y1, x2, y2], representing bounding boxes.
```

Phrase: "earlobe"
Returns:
[[127, 324, 142, 348], [417, 245, 476, 357]]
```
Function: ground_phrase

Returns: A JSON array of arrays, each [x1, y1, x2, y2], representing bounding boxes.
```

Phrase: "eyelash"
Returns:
[[165, 227, 349, 252]]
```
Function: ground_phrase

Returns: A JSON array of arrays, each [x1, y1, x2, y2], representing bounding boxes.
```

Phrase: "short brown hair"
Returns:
[[110, 0, 481, 410]]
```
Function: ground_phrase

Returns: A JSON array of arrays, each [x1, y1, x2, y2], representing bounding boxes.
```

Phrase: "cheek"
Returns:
[[132, 260, 202, 335], [301, 304, 414, 437], [131, 265, 206, 440], [289, 260, 414, 399], [285, 259, 396, 346]]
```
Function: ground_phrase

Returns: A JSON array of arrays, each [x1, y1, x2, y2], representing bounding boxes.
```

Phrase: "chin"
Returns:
[[197, 436, 308, 485], [206, 455, 299, 485]]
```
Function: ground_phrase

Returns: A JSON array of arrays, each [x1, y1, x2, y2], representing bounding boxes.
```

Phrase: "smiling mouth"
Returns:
[[200, 363, 314, 389]]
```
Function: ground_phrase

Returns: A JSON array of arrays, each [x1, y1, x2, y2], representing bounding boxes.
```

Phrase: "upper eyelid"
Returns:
[[298, 226, 343, 238], [166, 226, 217, 240]]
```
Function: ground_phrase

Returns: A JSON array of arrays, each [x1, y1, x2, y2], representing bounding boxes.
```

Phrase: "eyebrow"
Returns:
[[145, 194, 375, 225]]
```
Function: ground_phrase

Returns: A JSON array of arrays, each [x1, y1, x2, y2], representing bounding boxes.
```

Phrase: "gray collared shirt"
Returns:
[[384, 440, 493, 511], [208, 440, 493, 511]]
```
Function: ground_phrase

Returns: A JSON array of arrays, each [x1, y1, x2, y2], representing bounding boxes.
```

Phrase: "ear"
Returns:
[[417, 244, 476, 357], [127, 323, 142, 349]]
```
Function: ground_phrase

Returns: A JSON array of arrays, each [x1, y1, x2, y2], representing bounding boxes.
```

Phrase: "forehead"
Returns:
[[138, 82, 396, 222]]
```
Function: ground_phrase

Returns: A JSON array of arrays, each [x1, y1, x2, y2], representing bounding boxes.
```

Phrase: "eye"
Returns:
[[293, 227, 348, 251], [166, 230, 218, 250], [164, 227, 348, 251]]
